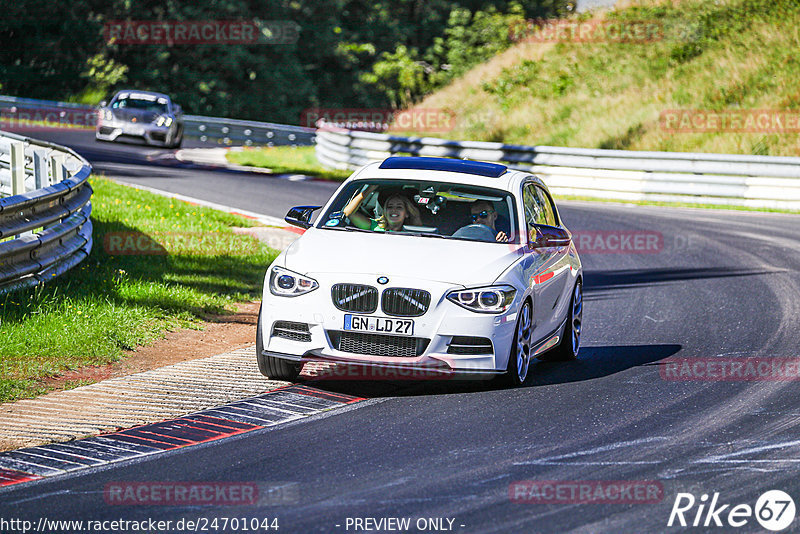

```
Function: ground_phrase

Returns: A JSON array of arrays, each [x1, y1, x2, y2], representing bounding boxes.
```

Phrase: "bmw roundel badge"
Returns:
[[377, 276, 389, 285]]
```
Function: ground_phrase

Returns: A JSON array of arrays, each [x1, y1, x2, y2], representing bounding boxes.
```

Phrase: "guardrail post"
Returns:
[[10, 140, 25, 195], [33, 150, 47, 189], [48, 154, 65, 186]]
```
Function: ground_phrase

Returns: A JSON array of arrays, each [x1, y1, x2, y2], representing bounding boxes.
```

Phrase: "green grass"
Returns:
[[226, 145, 352, 181], [0, 177, 278, 403], [405, 0, 800, 157]]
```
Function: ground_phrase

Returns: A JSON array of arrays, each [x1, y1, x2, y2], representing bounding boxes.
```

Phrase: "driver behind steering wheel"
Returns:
[[452, 200, 509, 242]]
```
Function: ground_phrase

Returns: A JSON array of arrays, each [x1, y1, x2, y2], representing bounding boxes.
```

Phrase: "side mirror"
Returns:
[[285, 205, 322, 229], [530, 224, 571, 248], [173, 104, 182, 115], [99, 101, 107, 108]]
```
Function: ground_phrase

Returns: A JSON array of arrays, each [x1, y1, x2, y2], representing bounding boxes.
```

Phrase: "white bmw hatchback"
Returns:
[[257, 156, 583, 385]]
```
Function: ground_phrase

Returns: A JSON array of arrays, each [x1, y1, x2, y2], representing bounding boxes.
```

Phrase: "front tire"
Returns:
[[540, 279, 582, 362], [170, 126, 183, 148], [503, 300, 533, 386], [256, 306, 301, 381]]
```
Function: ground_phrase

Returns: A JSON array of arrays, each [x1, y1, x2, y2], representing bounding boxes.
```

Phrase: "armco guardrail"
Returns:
[[0, 94, 315, 147], [0, 130, 92, 295], [183, 114, 315, 146], [315, 124, 800, 210]]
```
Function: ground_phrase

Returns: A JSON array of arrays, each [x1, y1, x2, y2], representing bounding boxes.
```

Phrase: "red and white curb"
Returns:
[[0, 384, 364, 489]]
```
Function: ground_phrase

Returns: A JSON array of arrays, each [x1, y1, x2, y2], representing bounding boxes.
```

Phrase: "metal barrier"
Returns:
[[0, 94, 315, 147], [0, 130, 93, 295], [315, 124, 800, 210], [183, 115, 315, 147]]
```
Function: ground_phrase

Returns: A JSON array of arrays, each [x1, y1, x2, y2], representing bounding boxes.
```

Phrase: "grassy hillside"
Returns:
[[397, 0, 800, 157]]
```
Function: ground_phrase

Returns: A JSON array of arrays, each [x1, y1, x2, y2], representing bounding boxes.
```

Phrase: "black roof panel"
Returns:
[[378, 157, 507, 178]]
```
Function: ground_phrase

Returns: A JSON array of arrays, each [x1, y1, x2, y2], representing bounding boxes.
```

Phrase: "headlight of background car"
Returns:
[[155, 115, 173, 127], [447, 285, 516, 314], [269, 266, 318, 297]]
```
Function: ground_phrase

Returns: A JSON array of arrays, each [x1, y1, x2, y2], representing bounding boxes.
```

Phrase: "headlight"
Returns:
[[447, 285, 516, 314], [155, 115, 173, 127], [269, 266, 318, 297], [100, 109, 113, 121]]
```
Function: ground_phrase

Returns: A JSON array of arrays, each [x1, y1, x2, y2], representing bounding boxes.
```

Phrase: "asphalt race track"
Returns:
[[15, 127, 341, 218], [1, 128, 800, 533]]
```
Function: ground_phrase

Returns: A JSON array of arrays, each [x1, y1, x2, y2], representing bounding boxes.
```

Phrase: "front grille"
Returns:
[[271, 321, 311, 342], [98, 126, 116, 135], [328, 331, 429, 358], [447, 336, 493, 355], [331, 284, 378, 313], [381, 288, 431, 317]]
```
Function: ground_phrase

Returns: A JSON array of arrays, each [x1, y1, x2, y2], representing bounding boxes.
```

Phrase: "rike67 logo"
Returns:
[[668, 490, 796, 531]]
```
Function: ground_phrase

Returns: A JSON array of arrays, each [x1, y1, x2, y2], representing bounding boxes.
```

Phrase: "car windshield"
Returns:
[[318, 180, 519, 243], [111, 93, 169, 114]]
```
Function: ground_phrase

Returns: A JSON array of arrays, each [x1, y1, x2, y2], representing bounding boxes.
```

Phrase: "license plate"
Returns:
[[344, 315, 414, 336], [125, 124, 145, 135]]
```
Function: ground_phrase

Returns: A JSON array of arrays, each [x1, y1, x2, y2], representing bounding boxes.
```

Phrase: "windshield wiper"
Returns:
[[396, 232, 450, 239], [322, 226, 373, 234]]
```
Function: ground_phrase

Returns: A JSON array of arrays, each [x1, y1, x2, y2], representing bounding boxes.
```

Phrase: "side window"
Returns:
[[534, 186, 558, 227], [522, 183, 546, 227], [522, 183, 544, 242]]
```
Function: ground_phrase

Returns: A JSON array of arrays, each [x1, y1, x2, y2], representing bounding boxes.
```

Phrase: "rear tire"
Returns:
[[540, 279, 582, 362], [503, 300, 533, 386], [256, 306, 301, 381]]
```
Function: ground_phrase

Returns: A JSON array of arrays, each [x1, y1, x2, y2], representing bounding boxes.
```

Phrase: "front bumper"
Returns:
[[259, 273, 521, 376], [96, 120, 175, 146], [262, 349, 505, 380]]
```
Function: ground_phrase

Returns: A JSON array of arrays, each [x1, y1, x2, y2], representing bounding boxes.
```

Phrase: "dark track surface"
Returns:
[[2, 127, 800, 533], [11, 127, 340, 218]]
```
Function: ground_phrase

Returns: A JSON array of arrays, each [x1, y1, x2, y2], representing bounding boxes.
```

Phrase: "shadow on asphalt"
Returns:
[[584, 267, 784, 291], [297, 343, 682, 399]]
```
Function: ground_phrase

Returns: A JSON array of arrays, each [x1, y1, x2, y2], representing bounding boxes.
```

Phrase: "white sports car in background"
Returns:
[[257, 156, 583, 385], [95, 90, 184, 148]]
